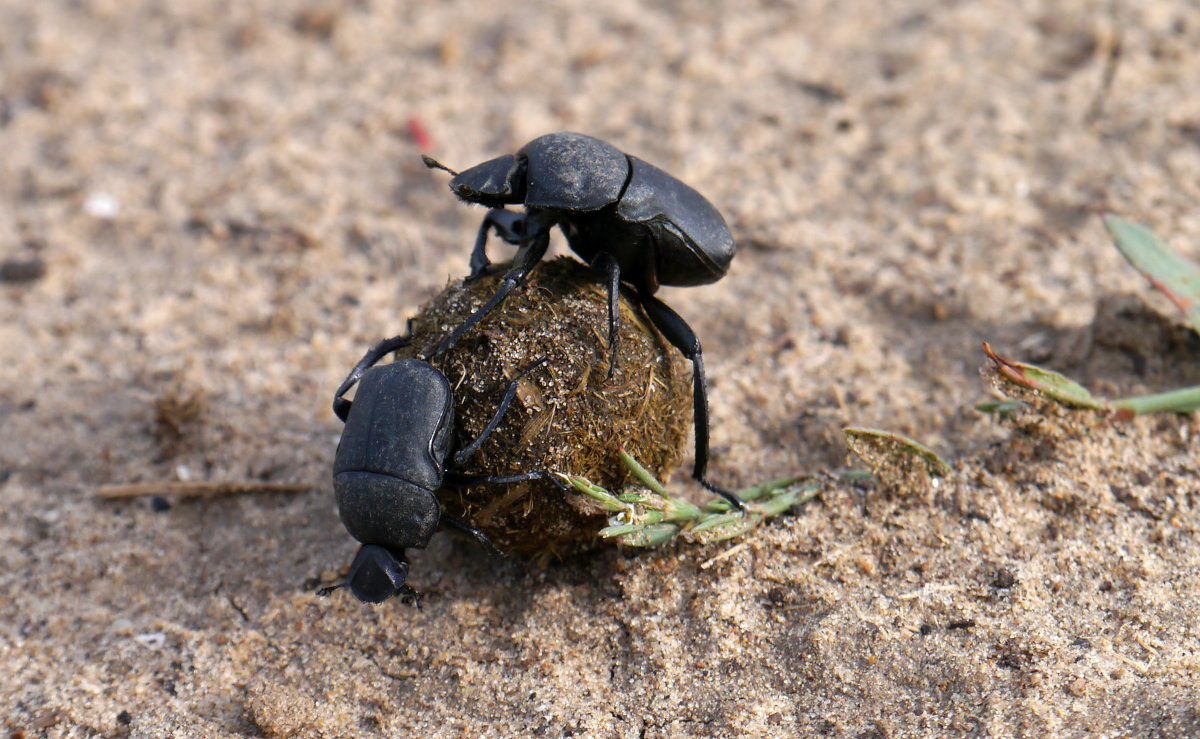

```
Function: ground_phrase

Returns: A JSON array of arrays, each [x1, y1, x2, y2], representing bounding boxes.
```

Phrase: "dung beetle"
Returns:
[[423, 132, 741, 507], [328, 333, 552, 604]]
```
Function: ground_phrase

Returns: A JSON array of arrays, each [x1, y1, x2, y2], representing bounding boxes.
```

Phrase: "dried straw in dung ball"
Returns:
[[406, 256, 692, 559]]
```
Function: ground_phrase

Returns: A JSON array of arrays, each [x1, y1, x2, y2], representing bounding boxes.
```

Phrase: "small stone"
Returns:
[[0, 257, 47, 283], [84, 192, 120, 219], [134, 632, 166, 650]]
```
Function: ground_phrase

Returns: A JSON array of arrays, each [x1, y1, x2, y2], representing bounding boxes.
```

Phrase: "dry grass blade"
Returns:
[[95, 481, 309, 499]]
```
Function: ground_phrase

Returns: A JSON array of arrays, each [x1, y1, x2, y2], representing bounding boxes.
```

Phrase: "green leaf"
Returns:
[[616, 490, 658, 506], [565, 452, 819, 547], [689, 511, 746, 535], [975, 399, 1027, 417], [703, 476, 805, 512], [1111, 385, 1200, 419], [981, 342, 1200, 419], [837, 469, 875, 483], [662, 497, 703, 522], [598, 523, 643, 538], [982, 342, 1108, 411], [619, 523, 680, 547], [560, 473, 627, 512], [1104, 214, 1200, 336], [756, 485, 820, 517], [842, 427, 951, 477], [697, 515, 761, 542], [619, 448, 669, 497]]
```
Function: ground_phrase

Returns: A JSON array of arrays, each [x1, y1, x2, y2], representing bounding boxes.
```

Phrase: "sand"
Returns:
[[2, 1, 1199, 736]]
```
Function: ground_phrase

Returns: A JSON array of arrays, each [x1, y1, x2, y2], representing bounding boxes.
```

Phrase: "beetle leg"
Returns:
[[429, 227, 551, 359], [445, 470, 564, 488], [590, 252, 622, 379], [332, 332, 414, 422], [468, 209, 526, 282], [439, 513, 503, 555], [451, 356, 549, 467], [637, 295, 745, 511]]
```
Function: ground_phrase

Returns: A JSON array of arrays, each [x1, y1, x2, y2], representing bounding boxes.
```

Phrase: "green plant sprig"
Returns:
[[556, 449, 819, 547], [982, 216, 1200, 419]]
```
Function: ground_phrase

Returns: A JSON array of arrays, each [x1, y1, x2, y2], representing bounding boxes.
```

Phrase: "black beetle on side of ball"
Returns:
[[423, 132, 742, 508], [325, 333, 552, 604]]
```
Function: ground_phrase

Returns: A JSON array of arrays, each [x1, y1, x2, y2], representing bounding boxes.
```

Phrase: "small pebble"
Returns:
[[134, 632, 166, 650], [84, 192, 120, 219], [0, 258, 47, 283]]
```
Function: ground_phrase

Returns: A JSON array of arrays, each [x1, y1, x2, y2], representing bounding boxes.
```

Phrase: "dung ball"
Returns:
[[406, 257, 692, 559]]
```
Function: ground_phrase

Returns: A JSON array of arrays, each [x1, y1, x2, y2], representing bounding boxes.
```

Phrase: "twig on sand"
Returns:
[[95, 481, 309, 499]]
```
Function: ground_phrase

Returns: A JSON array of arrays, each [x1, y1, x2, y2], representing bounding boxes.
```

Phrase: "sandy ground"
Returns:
[[3, 0, 1200, 736]]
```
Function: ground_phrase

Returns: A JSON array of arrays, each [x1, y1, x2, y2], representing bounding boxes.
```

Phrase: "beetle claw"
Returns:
[[399, 586, 422, 608]]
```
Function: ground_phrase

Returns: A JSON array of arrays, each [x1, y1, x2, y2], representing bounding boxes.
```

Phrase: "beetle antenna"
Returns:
[[422, 155, 459, 176]]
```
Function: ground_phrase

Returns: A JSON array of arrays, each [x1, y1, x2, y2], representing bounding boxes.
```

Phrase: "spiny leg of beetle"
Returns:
[[637, 294, 745, 510], [590, 252, 622, 379], [451, 356, 549, 467], [439, 513, 503, 555], [440, 470, 566, 550], [444, 471, 568, 498], [429, 228, 550, 360], [445, 470, 562, 488], [468, 209, 526, 281], [332, 332, 413, 422]]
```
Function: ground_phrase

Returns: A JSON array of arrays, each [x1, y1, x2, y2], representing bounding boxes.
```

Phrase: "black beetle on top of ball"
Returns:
[[326, 332, 554, 604], [423, 131, 741, 507]]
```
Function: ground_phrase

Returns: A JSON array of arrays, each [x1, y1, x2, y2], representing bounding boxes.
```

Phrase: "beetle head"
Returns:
[[427, 153, 526, 208], [346, 544, 419, 604]]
